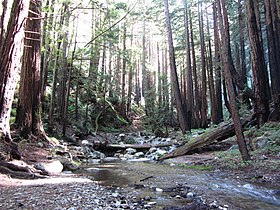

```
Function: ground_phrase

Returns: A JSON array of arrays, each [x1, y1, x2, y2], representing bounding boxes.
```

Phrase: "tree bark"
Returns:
[[246, 0, 270, 126], [213, 2, 223, 123], [264, 0, 280, 121], [218, 0, 250, 161], [164, 0, 189, 133], [183, 0, 193, 131], [198, 3, 208, 129], [0, 0, 30, 140], [16, 0, 46, 139], [160, 117, 252, 160]]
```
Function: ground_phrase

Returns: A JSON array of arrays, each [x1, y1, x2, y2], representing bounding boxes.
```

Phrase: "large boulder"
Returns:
[[34, 160, 64, 174]]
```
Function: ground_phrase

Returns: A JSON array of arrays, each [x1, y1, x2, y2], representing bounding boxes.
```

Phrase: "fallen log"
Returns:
[[160, 117, 253, 160]]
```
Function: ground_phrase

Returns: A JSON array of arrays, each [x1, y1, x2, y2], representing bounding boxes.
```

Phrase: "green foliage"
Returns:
[[178, 163, 213, 171]]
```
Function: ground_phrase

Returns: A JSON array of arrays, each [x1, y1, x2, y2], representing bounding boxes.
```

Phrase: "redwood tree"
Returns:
[[16, 0, 46, 139], [0, 0, 30, 141], [218, 0, 250, 161], [164, 0, 189, 133], [246, 0, 270, 126]]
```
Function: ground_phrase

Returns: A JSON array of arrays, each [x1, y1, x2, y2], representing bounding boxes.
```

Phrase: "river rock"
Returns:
[[124, 154, 134, 160], [126, 148, 137, 155], [81, 140, 92, 147], [252, 136, 269, 149], [89, 151, 106, 159], [34, 160, 64, 174], [134, 152, 144, 158], [87, 159, 101, 164]]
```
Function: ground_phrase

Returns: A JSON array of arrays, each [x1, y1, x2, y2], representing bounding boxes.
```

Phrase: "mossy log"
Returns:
[[160, 117, 253, 160]]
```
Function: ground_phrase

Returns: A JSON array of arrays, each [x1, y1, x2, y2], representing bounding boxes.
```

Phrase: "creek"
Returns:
[[78, 160, 280, 210]]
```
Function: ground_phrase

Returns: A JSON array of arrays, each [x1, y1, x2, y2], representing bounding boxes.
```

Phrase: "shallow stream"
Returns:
[[79, 160, 280, 209]]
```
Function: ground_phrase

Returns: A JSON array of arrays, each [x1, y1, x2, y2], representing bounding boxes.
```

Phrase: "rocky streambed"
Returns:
[[1, 132, 279, 209]]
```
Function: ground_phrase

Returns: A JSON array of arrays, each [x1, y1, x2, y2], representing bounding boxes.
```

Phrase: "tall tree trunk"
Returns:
[[58, 4, 70, 122], [264, 0, 280, 121], [213, 2, 223, 123], [120, 22, 127, 117], [183, 0, 193, 131], [16, 0, 46, 139], [246, 0, 270, 126], [198, 4, 208, 129], [157, 43, 162, 107], [49, 5, 66, 132], [62, 18, 78, 136], [218, 0, 250, 161], [127, 26, 134, 115], [206, 11, 218, 125], [189, 10, 200, 128], [0, 0, 30, 140], [164, 0, 189, 133], [238, 0, 250, 106], [40, 0, 55, 112]]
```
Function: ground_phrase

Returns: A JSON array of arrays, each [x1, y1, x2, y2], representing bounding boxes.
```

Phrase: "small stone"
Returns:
[[112, 192, 119, 197], [125, 148, 137, 155], [144, 196, 151, 201], [187, 192, 194, 198], [134, 152, 144, 158], [155, 188, 163, 192], [210, 200, 219, 208], [170, 163, 176, 167], [175, 195, 181, 199], [147, 201, 157, 205]]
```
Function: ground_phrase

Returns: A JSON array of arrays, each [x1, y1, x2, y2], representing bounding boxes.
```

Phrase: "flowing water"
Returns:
[[78, 160, 280, 209]]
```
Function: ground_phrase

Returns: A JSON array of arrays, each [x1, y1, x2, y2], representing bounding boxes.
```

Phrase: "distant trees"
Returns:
[[0, 0, 280, 146]]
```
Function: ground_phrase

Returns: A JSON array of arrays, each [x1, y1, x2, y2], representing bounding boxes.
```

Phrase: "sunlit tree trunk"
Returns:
[[120, 22, 127, 117], [127, 26, 134, 115], [41, 0, 55, 112], [157, 43, 162, 107], [164, 0, 188, 133], [0, 0, 30, 141], [16, 0, 46, 139], [49, 5, 66, 132]]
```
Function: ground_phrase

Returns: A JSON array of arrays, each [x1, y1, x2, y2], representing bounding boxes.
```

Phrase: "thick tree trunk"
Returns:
[[164, 0, 189, 133], [183, 0, 193, 131], [238, 0, 251, 106], [0, 0, 30, 140], [189, 10, 200, 128], [198, 4, 208, 129], [218, 0, 250, 161], [16, 0, 46, 139], [246, 0, 270, 126], [213, 2, 223, 123], [265, 0, 280, 121], [206, 11, 218, 125]]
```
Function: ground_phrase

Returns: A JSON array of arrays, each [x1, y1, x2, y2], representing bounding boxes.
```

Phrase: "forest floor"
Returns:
[[0, 122, 280, 209]]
